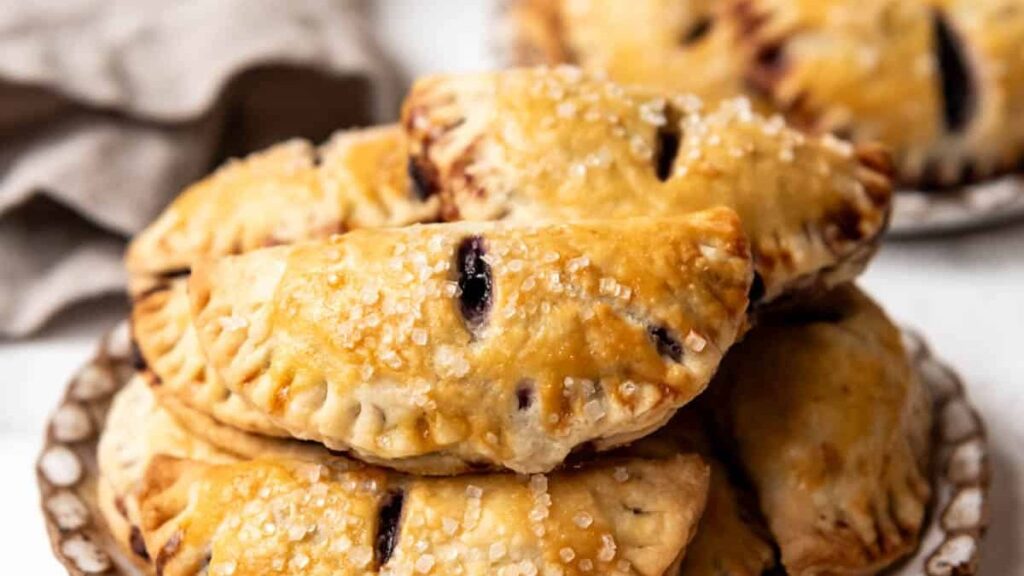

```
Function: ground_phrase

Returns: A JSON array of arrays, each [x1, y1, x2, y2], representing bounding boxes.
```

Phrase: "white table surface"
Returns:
[[4, 1, 1022, 573]]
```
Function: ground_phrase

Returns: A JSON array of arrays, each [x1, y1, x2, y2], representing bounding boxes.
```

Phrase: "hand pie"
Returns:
[[132, 278, 288, 438], [712, 286, 932, 575], [126, 125, 439, 296], [402, 67, 892, 304], [189, 211, 753, 473], [736, 0, 1024, 188], [100, 377, 712, 576], [505, 0, 757, 106], [138, 455, 708, 576]]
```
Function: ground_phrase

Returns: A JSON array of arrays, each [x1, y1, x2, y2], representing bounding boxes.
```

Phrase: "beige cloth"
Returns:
[[0, 0, 397, 337]]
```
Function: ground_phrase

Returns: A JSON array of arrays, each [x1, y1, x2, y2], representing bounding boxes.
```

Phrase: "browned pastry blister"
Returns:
[[505, 0, 759, 107], [402, 67, 892, 305], [188, 212, 752, 474], [734, 0, 1024, 188], [126, 125, 439, 297], [712, 286, 933, 576], [98, 378, 712, 576]]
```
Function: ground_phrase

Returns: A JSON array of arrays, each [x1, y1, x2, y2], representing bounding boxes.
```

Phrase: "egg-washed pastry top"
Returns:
[[99, 378, 712, 576], [736, 0, 1024, 188], [505, 0, 757, 106], [188, 212, 752, 474], [403, 67, 892, 305], [125, 125, 439, 297], [712, 285, 933, 576]]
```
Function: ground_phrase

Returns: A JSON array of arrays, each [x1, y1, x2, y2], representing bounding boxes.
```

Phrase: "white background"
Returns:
[[4, 1, 1021, 573]]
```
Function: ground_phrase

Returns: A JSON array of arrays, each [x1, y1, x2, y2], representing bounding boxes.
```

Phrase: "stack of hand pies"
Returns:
[[102, 67, 932, 576]]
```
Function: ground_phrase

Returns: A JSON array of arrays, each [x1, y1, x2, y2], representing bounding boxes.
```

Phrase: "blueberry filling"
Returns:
[[130, 526, 150, 560], [515, 380, 534, 410], [681, 17, 713, 45], [375, 490, 405, 566], [748, 272, 766, 304], [408, 158, 439, 200], [933, 9, 975, 132], [456, 236, 492, 329], [647, 325, 683, 362], [655, 123, 682, 181]]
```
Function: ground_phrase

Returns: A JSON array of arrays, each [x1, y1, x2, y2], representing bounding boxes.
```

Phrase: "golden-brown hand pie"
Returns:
[[505, 0, 757, 106], [100, 377, 712, 576], [132, 278, 288, 438], [189, 212, 753, 473], [712, 286, 932, 575], [137, 455, 708, 576], [126, 125, 439, 297], [402, 67, 892, 304], [736, 0, 1024, 188]]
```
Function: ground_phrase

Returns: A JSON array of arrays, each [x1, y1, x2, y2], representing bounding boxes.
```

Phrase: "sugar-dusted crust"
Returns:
[[97, 376, 237, 507], [126, 125, 439, 296], [100, 377, 711, 576], [136, 454, 708, 576], [189, 212, 752, 474], [168, 384, 775, 576], [505, 0, 757, 106], [132, 278, 288, 438], [96, 376, 238, 565], [735, 0, 1024, 188], [402, 67, 892, 304], [713, 286, 933, 576]]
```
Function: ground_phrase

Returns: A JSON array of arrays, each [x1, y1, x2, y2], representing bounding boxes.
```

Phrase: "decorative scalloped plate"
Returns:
[[36, 322, 990, 575], [891, 174, 1024, 237]]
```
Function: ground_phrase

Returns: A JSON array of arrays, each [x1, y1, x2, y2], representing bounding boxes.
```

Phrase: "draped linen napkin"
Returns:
[[0, 0, 397, 337]]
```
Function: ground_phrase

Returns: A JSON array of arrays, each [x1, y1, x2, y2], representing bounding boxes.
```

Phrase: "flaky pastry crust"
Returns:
[[132, 279, 287, 438], [403, 67, 892, 304], [713, 286, 932, 575], [137, 455, 708, 576]]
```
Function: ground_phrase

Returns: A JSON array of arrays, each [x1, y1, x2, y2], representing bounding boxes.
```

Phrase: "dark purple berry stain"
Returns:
[[515, 380, 534, 410], [456, 235, 492, 329], [408, 158, 439, 200], [655, 124, 681, 181], [933, 10, 975, 132], [375, 490, 404, 566], [647, 325, 683, 362], [681, 17, 713, 45]]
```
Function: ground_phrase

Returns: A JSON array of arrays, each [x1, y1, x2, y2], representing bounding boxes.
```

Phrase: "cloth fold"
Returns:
[[0, 0, 396, 337]]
